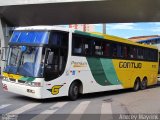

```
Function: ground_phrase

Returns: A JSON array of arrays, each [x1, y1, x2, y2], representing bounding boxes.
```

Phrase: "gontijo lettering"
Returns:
[[119, 62, 142, 68]]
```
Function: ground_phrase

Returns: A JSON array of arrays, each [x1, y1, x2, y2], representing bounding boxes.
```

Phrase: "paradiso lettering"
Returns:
[[71, 61, 87, 68], [119, 62, 142, 68]]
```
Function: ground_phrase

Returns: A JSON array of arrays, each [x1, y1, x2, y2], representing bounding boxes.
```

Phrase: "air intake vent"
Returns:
[[9, 78, 16, 82], [18, 80, 26, 84]]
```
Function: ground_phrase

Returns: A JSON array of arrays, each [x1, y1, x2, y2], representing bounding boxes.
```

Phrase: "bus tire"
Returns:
[[133, 78, 140, 91], [140, 77, 147, 90], [69, 82, 79, 101]]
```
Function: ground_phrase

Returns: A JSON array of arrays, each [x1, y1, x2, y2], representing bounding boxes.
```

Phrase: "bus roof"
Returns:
[[14, 26, 71, 32]]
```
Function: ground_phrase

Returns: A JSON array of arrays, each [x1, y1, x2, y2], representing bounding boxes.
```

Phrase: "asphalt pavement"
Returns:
[[0, 80, 160, 120]]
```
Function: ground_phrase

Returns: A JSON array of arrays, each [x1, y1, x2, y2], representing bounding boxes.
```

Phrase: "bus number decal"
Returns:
[[51, 85, 63, 95]]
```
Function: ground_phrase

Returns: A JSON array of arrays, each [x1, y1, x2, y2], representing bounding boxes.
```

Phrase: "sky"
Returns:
[[94, 22, 160, 38]]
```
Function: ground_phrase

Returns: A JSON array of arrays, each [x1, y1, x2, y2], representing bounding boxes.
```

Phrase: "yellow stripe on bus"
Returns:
[[2, 72, 22, 80]]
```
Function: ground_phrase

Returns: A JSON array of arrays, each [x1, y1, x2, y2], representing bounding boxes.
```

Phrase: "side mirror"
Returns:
[[1, 47, 9, 61]]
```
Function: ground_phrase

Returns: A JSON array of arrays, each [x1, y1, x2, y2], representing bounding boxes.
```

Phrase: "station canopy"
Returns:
[[0, 0, 160, 26]]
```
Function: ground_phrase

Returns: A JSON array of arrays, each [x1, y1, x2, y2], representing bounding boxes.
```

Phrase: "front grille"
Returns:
[[9, 78, 16, 82], [18, 80, 26, 84]]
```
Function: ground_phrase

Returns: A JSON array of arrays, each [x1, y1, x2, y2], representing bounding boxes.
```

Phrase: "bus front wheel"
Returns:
[[133, 78, 140, 91], [69, 82, 79, 101]]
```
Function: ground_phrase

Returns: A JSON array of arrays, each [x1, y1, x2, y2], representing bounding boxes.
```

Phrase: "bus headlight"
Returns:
[[2, 77, 9, 81]]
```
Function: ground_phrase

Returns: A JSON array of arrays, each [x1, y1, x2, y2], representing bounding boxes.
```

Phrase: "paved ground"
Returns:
[[0, 81, 160, 120]]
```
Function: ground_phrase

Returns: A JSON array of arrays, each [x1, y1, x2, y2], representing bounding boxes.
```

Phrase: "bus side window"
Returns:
[[128, 46, 134, 59], [111, 44, 117, 58], [103, 43, 110, 57], [83, 38, 92, 56], [143, 48, 147, 60], [117, 44, 124, 58], [147, 49, 151, 61], [123, 46, 128, 59], [73, 36, 83, 55], [72, 34, 93, 56], [133, 47, 137, 59], [117, 45, 121, 58], [94, 41, 103, 56], [74, 45, 82, 54], [155, 50, 158, 62], [137, 47, 140, 59], [151, 50, 154, 61], [84, 43, 89, 55], [137, 48, 143, 59]]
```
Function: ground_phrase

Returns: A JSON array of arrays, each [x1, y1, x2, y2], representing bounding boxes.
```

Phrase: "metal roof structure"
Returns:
[[138, 37, 160, 43], [0, 0, 160, 26]]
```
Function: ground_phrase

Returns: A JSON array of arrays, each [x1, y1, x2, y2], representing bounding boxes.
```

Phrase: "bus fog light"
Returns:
[[2, 77, 8, 81]]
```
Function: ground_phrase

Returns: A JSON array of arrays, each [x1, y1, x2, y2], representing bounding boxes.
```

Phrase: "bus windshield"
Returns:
[[3, 30, 69, 80], [4, 46, 44, 77]]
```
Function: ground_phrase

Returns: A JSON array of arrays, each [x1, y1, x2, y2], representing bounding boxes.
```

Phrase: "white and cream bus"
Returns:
[[2, 26, 159, 100]]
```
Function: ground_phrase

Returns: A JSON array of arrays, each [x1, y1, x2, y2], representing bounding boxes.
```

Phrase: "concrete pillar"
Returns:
[[102, 24, 106, 34], [0, 18, 10, 74]]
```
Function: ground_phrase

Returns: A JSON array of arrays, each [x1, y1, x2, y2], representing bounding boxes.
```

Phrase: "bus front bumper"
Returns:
[[2, 80, 43, 99]]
